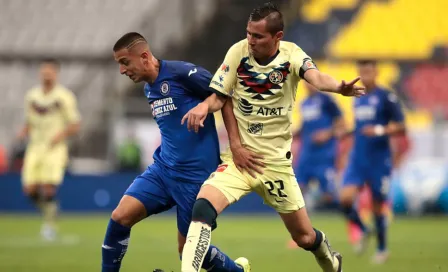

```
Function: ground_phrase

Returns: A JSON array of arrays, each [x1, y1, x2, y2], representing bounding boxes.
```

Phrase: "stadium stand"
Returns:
[[328, 0, 448, 59], [300, 0, 360, 23], [405, 64, 448, 116]]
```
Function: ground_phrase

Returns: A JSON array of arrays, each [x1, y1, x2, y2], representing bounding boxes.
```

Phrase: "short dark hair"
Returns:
[[113, 32, 147, 51], [41, 58, 60, 70], [357, 59, 377, 66], [249, 2, 284, 35]]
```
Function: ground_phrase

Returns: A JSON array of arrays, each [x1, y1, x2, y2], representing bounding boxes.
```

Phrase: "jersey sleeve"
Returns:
[[326, 96, 342, 119], [385, 92, 404, 122], [62, 91, 81, 124], [209, 43, 241, 97], [176, 63, 214, 100], [291, 46, 318, 79]]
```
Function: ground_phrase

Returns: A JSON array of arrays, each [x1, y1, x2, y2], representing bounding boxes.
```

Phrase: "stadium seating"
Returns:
[[328, 0, 448, 59], [300, 0, 360, 23], [0, 0, 160, 56], [405, 64, 448, 115]]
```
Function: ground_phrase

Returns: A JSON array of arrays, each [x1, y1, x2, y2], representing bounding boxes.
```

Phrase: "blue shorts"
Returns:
[[295, 162, 336, 195], [124, 163, 203, 237], [342, 159, 392, 201]]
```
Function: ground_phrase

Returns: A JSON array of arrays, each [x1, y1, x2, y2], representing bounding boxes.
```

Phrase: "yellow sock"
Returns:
[[42, 200, 58, 227], [181, 221, 212, 272]]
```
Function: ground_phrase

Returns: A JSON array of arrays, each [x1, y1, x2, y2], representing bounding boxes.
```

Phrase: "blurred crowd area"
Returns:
[[0, 0, 447, 208]]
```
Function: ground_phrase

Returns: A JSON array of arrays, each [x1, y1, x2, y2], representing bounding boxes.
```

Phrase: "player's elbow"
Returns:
[[70, 122, 81, 135]]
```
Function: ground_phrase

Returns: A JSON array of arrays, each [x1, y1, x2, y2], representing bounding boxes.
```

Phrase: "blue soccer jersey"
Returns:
[[343, 87, 404, 200], [295, 92, 341, 192], [144, 60, 220, 183]]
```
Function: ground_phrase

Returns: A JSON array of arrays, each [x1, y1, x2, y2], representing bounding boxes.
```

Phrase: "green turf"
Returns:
[[0, 213, 447, 271]]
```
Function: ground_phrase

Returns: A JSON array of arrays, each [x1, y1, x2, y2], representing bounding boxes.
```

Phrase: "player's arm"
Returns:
[[304, 69, 365, 97], [51, 92, 81, 147], [182, 44, 239, 132], [17, 93, 32, 141], [362, 93, 406, 137], [221, 98, 264, 177], [292, 48, 365, 97]]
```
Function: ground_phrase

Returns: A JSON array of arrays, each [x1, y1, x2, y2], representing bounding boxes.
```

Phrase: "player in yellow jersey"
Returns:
[[17, 59, 81, 241], [180, 3, 365, 272]]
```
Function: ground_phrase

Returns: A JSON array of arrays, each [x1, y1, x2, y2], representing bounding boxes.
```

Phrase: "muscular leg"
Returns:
[[40, 184, 59, 229], [181, 185, 231, 272], [102, 195, 147, 272], [23, 184, 41, 209], [280, 208, 342, 272]]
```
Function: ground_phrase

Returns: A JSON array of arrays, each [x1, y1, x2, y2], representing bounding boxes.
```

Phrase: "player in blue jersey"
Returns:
[[102, 32, 251, 272], [339, 60, 406, 264], [295, 81, 346, 207]]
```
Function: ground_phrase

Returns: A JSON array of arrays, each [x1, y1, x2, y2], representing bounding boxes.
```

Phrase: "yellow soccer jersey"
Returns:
[[24, 85, 80, 149], [210, 39, 317, 166]]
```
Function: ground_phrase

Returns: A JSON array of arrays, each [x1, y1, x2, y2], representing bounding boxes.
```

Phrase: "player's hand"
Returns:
[[338, 77, 365, 97], [230, 145, 265, 178], [49, 132, 65, 148], [181, 102, 209, 133], [312, 129, 333, 144], [362, 125, 386, 137]]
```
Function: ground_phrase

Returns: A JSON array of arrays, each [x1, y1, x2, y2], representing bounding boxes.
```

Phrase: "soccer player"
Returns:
[[180, 3, 364, 272], [295, 81, 346, 206], [103, 32, 253, 272], [339, 60, 406, 264], [18, 59, 81, 240]]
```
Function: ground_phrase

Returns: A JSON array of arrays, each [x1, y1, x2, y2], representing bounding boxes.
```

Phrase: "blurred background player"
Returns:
[[180, 3, 365, 272], [339, 60, 406, 264], [295, 81, 346, 207], [103, 32, 245, 272], [17, 59, 81, 241], [288, 81, 346, 249]]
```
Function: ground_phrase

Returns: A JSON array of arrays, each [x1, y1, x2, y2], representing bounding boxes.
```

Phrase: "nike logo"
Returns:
[[102, 244, 115, 250], [188, 68, 197, 77]]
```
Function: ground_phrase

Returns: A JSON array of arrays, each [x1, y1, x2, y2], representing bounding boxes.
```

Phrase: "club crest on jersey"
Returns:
[[160, 81, 170, 96], [268, 70, 283, 84], [237, 57, 290, 100], [220, 63, 230, 74]]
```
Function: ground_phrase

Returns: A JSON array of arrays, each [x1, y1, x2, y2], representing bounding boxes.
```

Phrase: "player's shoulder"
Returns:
[[163, 60, 207, 77], [227, 39, 249, 55], [54, 85, 77, 103], [25, 86, 40, 98], [376, 87, 398, 102], [279, 41, 304, 55]]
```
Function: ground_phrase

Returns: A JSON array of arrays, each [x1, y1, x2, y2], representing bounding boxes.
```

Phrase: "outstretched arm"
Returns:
[[304, 69, 365, 97]]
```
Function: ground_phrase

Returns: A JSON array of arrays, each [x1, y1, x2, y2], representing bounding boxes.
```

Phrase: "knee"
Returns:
[[24, 187, 39, 200], [111, 208, 136, 228], [192, 198, 218, 228], [339, 190, 355, 208], [292, 230, 316, 249]]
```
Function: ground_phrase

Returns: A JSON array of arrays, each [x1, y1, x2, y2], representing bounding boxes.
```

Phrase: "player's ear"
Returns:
[[140, 51, 149, 65], [274, 31, 284, 42]]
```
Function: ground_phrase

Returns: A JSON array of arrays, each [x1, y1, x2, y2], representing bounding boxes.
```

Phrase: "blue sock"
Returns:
[[201, 245, 243, 272], [374, 214, 386, 252], [342, 206, 367, 232], [102, 219, 131, 272]]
